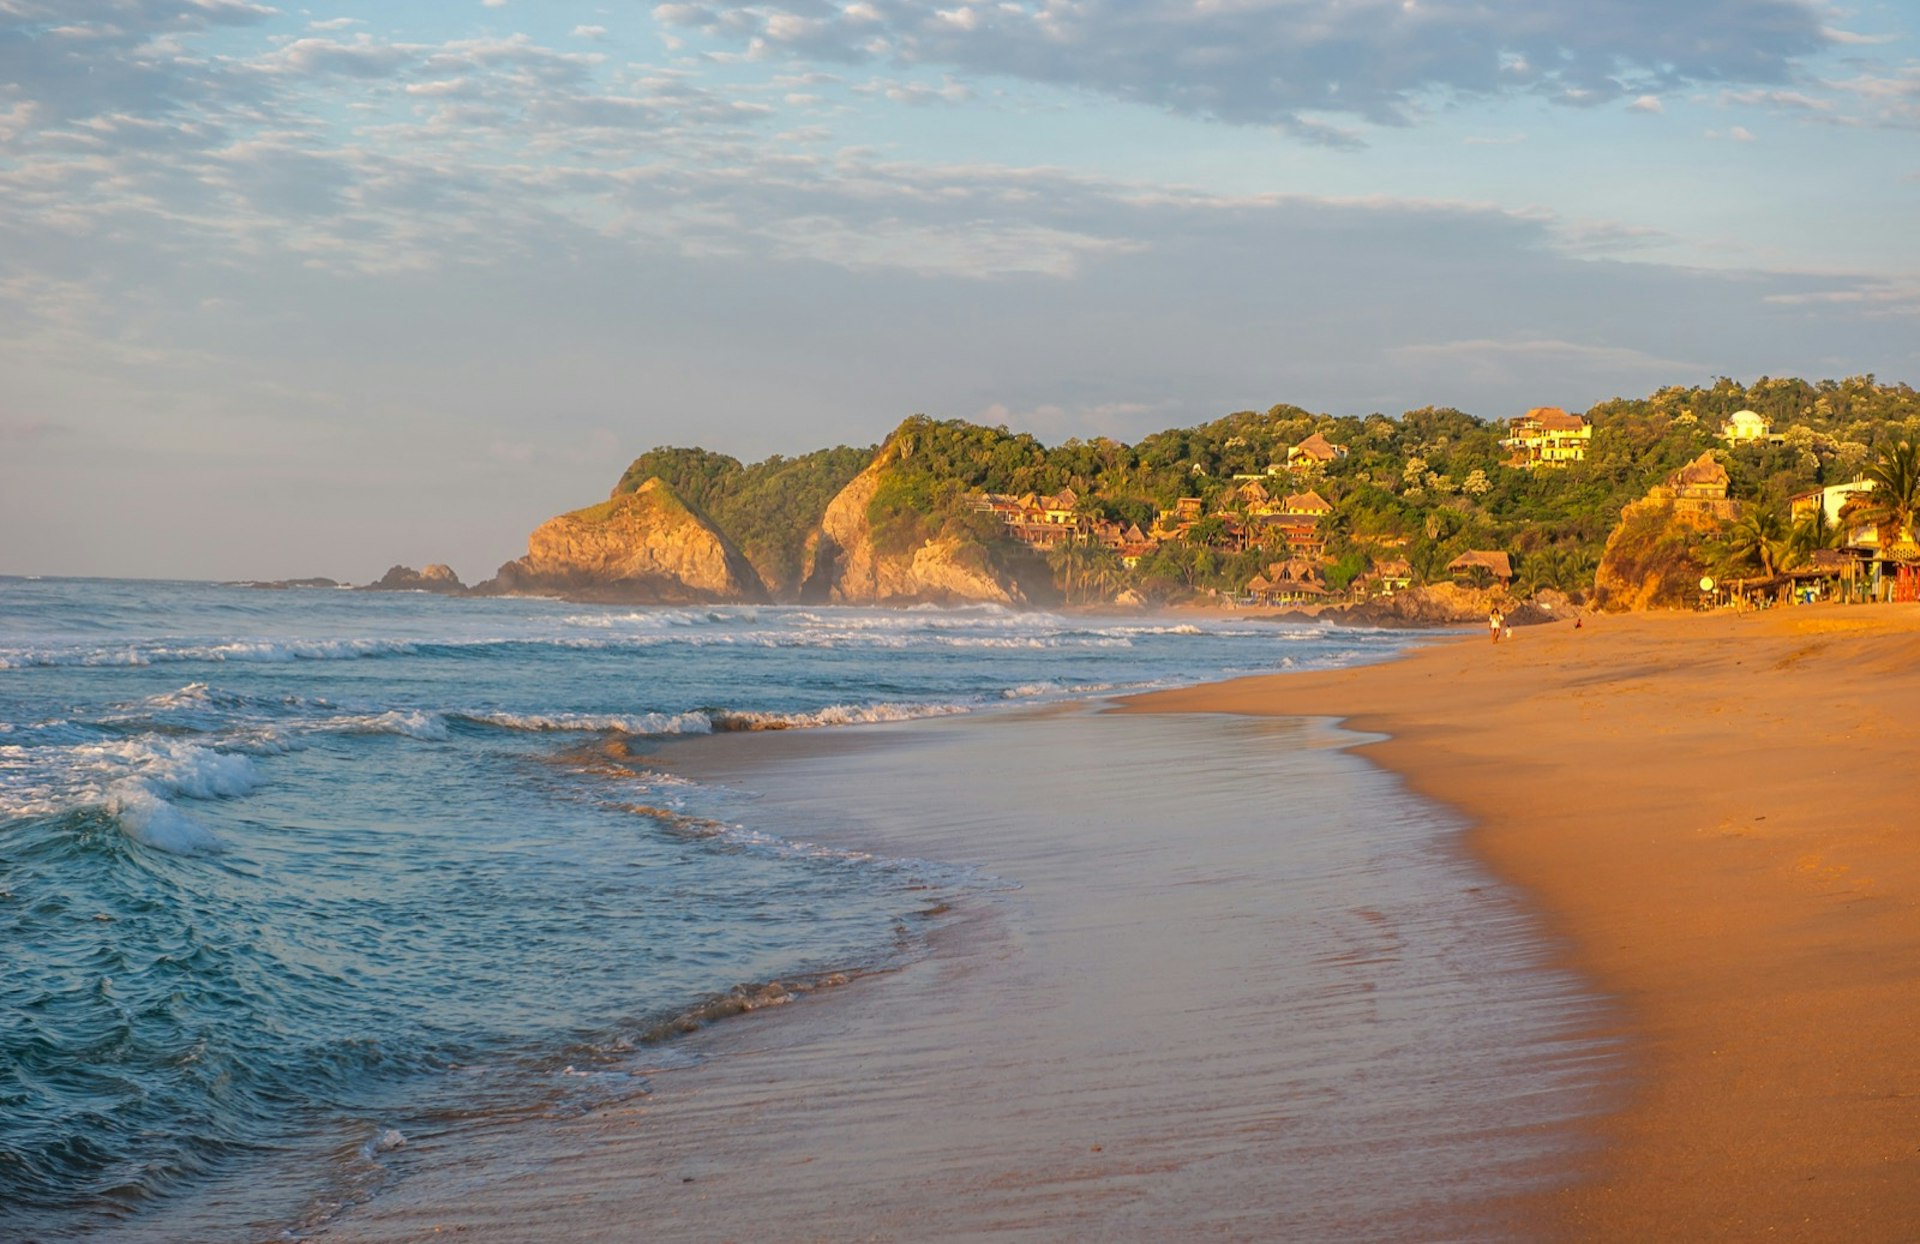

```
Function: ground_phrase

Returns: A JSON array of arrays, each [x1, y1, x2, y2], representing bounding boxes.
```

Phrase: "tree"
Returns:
[[1729, 508, 1791, 578], [1856, 440, 1920, 552], [1790, 503, 1841, 559]]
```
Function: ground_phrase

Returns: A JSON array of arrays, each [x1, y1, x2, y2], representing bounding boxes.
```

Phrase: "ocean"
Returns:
[[0, 577, 1454, 1241]]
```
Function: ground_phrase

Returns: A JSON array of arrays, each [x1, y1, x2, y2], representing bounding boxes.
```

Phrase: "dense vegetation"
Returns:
[[614, 444, 873, 594], [607, 376, 1920, 602]]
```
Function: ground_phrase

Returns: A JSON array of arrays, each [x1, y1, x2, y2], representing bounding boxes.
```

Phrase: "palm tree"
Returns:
[[1790, 502, 1842, 559], [1046, 536, 1094, 603], [1729, 508, 1791, 578], [1856, 440, 1920, 553]]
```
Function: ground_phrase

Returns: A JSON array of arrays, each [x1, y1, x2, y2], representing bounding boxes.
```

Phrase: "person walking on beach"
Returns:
[[1489, 606, 1503, 644]]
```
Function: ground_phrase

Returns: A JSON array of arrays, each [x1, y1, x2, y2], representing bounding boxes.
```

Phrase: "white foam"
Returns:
[[0, 736, 259, 849], [464, 710, 717, 736], [67, 738, 263, 801], [0, 638, 423, 669], [108, 784, 227, 855], [715, 702, 972, 730], [316, 710, 450, 741]]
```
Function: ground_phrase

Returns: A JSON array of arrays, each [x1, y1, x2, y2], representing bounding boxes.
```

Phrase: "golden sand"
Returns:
[[315, 606, 1920, 1243], [1130, 605, 1920, 1241]]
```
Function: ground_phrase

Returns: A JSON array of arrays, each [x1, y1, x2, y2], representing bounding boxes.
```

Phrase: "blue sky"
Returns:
[[2, 0, 1916, 579]]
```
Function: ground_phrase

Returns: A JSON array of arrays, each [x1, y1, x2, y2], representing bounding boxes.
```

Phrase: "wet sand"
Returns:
[[315, 705, 1613, 1242], [1133, 606, 1920, 1241]]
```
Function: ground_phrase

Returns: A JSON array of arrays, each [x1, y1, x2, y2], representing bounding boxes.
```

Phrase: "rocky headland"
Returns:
[[797, 444, 1046, 606], [475, 477, 769, 604]]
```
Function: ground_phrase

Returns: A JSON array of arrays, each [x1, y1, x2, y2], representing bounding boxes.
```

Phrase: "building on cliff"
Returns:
[[1647, 452, 1740, 521], [1501, 407, 1590, 469]]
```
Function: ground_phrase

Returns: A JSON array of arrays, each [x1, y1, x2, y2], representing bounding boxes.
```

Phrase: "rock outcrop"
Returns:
[[798, 448, 1037, 605], [1335, 582, 1509, 626], [1593, 455, 1738, 611], [365, 564, 465, 593], [479, 478, 768, 604], [239, 577, 340, 590]]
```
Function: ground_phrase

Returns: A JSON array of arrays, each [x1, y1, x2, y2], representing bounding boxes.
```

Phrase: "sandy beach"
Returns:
[[310, 605, 1920, 1243], [314, 701, 1610, 1243], [1138, 605, 1920, 1240]]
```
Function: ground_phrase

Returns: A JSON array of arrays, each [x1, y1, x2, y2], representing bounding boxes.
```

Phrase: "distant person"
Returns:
[[1489, 606, 1503, 645], [1501, 611, 1513, 642]]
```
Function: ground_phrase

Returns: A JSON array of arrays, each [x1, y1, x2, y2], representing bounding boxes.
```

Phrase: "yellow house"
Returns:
[[1501, 407, 1591, 468], [1285, 433, 1348, 469]]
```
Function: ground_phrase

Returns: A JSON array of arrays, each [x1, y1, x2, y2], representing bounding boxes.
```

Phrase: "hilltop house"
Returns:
[[1720, 410, 1780, 444], [1649, 452, 1740, 520], [1501, 407, 1591, 469], [975, 490, 1162, 564], [1285, 433, 1349, 470]]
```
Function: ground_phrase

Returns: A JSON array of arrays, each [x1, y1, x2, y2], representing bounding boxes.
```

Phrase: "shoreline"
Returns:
[[313, 700, 1613, 1242], [1125, 605, 1920, 1240]]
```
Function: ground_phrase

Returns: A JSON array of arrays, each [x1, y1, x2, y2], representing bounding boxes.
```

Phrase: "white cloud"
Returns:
[[653, 0, 1835, 130], [1628, 94, 1664, 114], [572, 25, 609, 41]]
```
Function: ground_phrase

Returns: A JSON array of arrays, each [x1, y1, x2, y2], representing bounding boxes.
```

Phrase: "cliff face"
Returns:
[[799, 449, 1034, 606], [1593, 502, 1726, 611], [1593, 455, 1738, 611], [483, 478, 769, 603]]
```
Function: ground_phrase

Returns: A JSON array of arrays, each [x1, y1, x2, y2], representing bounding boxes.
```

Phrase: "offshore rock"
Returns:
[[479, 478, 768, 604], [365, 564, 466, 593]]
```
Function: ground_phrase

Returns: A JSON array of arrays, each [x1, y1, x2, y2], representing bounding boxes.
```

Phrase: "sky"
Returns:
[[1, 0, 1917, 581]]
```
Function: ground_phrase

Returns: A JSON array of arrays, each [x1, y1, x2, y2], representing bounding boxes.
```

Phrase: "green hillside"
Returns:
[[606, 376, 1920, 603]]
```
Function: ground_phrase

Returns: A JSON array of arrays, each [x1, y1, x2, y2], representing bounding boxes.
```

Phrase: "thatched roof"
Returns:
[[1289, 432, 1345, 461], [1668, 452, 1730, 491], [1447, 550, 1513, 579]]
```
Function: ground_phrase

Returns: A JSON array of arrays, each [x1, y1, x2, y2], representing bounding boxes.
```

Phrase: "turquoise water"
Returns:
[[0, 578, 1408, 1240]]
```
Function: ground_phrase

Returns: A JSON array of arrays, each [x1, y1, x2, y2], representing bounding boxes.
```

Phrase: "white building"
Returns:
[[1720, 410, 1777, 444]]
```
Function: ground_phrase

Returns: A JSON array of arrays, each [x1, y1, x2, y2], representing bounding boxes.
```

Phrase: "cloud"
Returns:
[[270, 35, 418, 78], [1389, 336, 1707, 387], [572, 25, 609, 41], [1628, 94, 1664, 114], [1763, 279, 1920, 316], [652, 0, 1834, 130]]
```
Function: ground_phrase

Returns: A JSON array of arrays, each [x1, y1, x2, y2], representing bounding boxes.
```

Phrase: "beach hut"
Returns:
[[1446, 550, 1514, 585]]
